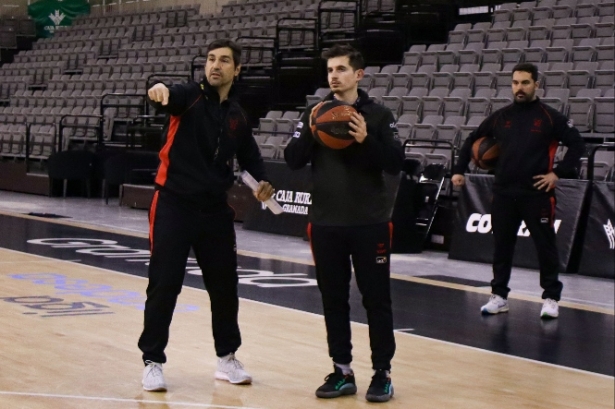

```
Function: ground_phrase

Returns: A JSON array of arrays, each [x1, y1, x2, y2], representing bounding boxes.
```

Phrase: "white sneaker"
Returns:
[[215, 353, 253, 385], [142, 361, 167, 392], [481, 294, 509, 315], [541, 298, 559, 319]]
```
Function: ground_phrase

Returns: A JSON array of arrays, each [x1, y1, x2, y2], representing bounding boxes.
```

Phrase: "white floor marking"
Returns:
[[0, 390, 263, 409]]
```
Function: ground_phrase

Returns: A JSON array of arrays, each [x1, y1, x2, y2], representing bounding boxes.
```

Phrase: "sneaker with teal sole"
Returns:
[[315, 366, 357, 399], [365, 369, 394, 403]]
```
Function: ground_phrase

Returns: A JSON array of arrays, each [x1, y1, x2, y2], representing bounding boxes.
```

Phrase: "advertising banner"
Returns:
[[242, 161, 312, 237], [578, 182, 615, 278], [449, 175, 589, 272], [243, 162, 400, 238], [28, 0, 90, 38]]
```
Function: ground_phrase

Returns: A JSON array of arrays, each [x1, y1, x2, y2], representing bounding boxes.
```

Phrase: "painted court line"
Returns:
[[0, 391, 263, 409], [1, 210, 612, 314], [245, 297, 615, 381]]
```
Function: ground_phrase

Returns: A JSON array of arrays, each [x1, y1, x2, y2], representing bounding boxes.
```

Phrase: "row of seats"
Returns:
[[493, 0, 613, 23], [71, 6, 199, 29], [321, 60, 614, 99], [0, 5, 209, 161], [0, 105, 101, 160], [450, 16, 614, 44], [196, 3, 354, 34], [302, 85, 614, 137], [221, 0, 392, 16], [404, 37, 614, 70], [0, 122, 57, 160], [52, 26, 135, 41]]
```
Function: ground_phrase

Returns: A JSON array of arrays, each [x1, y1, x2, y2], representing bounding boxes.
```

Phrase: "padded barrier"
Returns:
[[449, 174, 589, 274], [578, 181, 615, 278]]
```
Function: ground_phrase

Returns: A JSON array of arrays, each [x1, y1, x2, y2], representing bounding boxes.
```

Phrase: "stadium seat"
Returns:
[[593, 96, 615, 133], [543, 62, 574, 91], [412, 115, 444, 141], [594, 60, 615, 94], [542, 88, 569, 113], [382, 87, 410, 116], [459, 115, 487, 146], [448, 23, 472, 44], [567, 89, 600, 133], [410, 65, 437, 90], [396, 113, 419, 141], [467, 88, 495, 120], [421, 88, 449, 118], [458, 42, 484, 65], [545, 39, 574, 63], [452, 64, 480, 90], [435, 115, 465, 147], [401, 87, 429, 117], [442, 88, 471, 119], [392, 65, 415, 88]]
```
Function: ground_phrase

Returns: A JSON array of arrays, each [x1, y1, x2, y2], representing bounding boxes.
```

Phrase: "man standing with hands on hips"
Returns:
[[451, 63, 585, 319], [139, 39, 275, 392], [285, 44, 403, 403]]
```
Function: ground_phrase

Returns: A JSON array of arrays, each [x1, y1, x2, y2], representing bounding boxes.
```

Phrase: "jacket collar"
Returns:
[[199, 79, 239, 104], [324, 88, 374, 110]]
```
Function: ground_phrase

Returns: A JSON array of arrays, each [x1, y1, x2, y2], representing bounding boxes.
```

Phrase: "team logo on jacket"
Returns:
[[504, 120, 512, 128], [376, 256, 388, 264], [531, 118, 543, 133], [604, 219, 615, 250], [229, 119, 239, 131]]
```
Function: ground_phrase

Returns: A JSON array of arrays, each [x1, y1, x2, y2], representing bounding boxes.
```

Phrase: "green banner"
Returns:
[[28, 0, 90, 38]]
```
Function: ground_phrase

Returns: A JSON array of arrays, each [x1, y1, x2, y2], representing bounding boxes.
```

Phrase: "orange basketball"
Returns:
[[472, 136, 500, 170], [311, 100, 358, 149]]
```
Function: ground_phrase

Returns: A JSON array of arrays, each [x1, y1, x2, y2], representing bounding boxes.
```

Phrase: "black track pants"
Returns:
[[308, 222, 396, 371], [138, 190, 241, 363], [491, 192, 563, 301]]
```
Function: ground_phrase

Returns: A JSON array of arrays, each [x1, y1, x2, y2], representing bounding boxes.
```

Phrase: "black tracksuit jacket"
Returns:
[[284, 89, 404, 226], [149, 80, 267, 207], [453, 98, 585, 195]]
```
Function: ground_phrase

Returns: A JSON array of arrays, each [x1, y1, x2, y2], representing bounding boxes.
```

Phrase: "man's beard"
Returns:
[[514, 91, 534, 103]]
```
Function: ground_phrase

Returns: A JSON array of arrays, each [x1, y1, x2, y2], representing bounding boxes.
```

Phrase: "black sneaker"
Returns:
[[315, 366, 357, 398], [365, 369, 394, 402]]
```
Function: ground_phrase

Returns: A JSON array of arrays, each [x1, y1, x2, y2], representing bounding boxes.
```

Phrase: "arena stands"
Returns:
[[0, 0, 613, 200], [292, 0, 614, 186]]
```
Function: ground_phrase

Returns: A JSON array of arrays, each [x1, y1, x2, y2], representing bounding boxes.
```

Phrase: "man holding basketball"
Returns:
[[284, 44, 403, 402], [452, 63, 585, 319], [139, 39, 274, 392]]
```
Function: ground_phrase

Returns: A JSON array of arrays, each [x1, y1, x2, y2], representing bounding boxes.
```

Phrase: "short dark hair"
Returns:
[[321, 44, 365, 71], [207, 39, 242, 67], [512, 63, 538, 82]]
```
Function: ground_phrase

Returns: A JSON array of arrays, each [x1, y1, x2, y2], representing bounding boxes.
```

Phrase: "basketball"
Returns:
[[472, 136, 500, 170], [311, 100, 358, 149]]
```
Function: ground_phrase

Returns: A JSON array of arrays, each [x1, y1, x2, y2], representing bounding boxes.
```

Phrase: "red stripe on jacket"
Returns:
[[155, 116, 181, 186], [148, 190, 160, 254]]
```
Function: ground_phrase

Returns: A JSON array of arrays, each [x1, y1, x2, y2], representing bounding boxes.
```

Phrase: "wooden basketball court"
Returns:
[[0, 239, 613, 409]]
